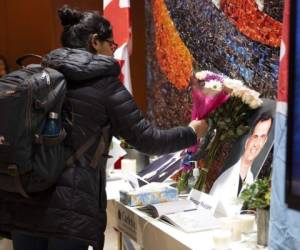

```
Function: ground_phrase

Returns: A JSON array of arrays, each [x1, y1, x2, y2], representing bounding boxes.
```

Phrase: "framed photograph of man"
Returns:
[[209, 99, 275, 207]]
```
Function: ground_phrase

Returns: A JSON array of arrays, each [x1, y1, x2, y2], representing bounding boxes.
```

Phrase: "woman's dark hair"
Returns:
[[58, 5, 113, 51], [0, 55, 9, 74]]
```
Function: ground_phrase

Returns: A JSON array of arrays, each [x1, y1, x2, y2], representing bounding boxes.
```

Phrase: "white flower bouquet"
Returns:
[[193, 78, 263, 191]]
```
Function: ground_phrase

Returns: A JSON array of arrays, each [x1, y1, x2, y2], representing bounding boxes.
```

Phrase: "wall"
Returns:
[[0, 0, 146, 112], [0, 0, 56, 68], [130, 0, 147, 112]]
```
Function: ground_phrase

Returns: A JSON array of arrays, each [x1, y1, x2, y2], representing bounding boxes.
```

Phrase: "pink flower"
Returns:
[[192, 89, 229, 120], [189, 71, 230, 153]]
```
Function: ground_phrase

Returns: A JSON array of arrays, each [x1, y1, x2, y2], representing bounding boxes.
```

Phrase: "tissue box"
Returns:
[[120, 186, 178, 207]]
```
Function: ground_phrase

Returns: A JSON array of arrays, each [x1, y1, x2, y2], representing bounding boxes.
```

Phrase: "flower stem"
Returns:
[[194, 133, 221, 191]]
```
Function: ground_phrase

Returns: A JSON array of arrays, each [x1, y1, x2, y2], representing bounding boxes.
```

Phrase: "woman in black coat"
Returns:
[[4, 6, 207, 250]]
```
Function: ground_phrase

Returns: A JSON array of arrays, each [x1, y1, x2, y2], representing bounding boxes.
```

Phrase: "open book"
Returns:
[[139, 199, 219, 233]]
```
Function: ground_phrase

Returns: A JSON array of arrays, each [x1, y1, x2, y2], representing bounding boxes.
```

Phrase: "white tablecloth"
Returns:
[[107, 200, 267, 250]]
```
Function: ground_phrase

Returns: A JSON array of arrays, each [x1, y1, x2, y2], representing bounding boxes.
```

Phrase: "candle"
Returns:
[[236, 214, 255, 233], [219, 217, 242, 242], [212, 229, 232, 250], [121, 159, 137, 173]]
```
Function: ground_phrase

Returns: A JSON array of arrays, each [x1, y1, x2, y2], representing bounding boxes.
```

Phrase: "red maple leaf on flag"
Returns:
[[118, 59, 125, 83], [103, 0, 130, 46]]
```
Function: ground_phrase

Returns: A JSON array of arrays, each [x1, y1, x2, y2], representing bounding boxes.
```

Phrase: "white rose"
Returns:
[[248, 89, 260, 98], [238, 87, 262, 109], [223, 78, 244, 90], [242, 90, 255, 104], [195, 71, 210, 80], [249, 97, 263, 109], [231, 86, 248, 98]]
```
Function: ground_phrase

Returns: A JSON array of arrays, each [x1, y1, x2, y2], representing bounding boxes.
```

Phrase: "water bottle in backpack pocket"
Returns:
[[42, 112, 61, 137], [0, 61, 67, 198]]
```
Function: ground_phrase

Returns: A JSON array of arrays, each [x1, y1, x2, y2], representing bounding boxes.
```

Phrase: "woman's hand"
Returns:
[[189, 120, 208, 138]]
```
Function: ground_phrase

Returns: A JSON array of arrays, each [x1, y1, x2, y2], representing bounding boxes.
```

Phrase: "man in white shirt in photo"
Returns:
[[210, 112, 273, 216]]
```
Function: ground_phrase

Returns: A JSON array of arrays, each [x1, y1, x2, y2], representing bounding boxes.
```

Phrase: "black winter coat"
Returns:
[[0, 48, 197, 248]]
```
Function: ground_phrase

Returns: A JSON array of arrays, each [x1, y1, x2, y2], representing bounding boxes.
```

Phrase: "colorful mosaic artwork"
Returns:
[[153, 0, 193, 89], [146, 0, 283, 189], [147, 0, 282, 128], [263, 0, 284, 21], [164, 0, 280, 97], [145, 0, 193, 128], [221, 0, 282, 47]]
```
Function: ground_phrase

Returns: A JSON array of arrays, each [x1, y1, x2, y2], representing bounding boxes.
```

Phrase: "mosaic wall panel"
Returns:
[[146, 0, 283, 128], [145, 0, 283, 188], [263, 0, 284, 21]]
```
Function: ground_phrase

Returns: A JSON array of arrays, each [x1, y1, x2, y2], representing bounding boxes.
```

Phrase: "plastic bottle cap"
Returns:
[[49, 112, 59, 119], [193, 167, 200, 177]]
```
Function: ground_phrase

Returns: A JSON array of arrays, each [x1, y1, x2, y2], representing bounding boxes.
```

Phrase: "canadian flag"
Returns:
[[103, 0, 132, 94], [277, 0, 290, 104]]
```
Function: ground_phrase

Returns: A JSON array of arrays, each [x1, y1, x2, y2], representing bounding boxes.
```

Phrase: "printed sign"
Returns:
[[188, 188, 218, 214], [117, 203, 138, 241]]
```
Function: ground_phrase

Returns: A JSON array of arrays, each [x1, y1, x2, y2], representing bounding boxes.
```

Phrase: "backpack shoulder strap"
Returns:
[[66, 136, 97, 167], [90, 126, 111, 168], [66, 126, 111, 168]]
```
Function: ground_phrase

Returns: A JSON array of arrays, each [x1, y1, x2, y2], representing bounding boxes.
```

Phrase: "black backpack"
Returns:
[[0, 54, 111, 198], [0, 54, 68, 197]]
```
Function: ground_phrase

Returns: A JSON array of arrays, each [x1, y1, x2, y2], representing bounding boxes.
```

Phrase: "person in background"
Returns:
[[0, 55, 9, 77], [0, 6, 208, 250]]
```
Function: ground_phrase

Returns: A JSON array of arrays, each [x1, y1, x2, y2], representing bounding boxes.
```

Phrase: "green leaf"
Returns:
[[225, 118, 231, 124], [239, 177, 271, 209], [220, 134, 227, 141], [217, 121, 227, 129], [234, 105, 243, 113], [227, 130, 235, 137], [236, 125, 250, 136]]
